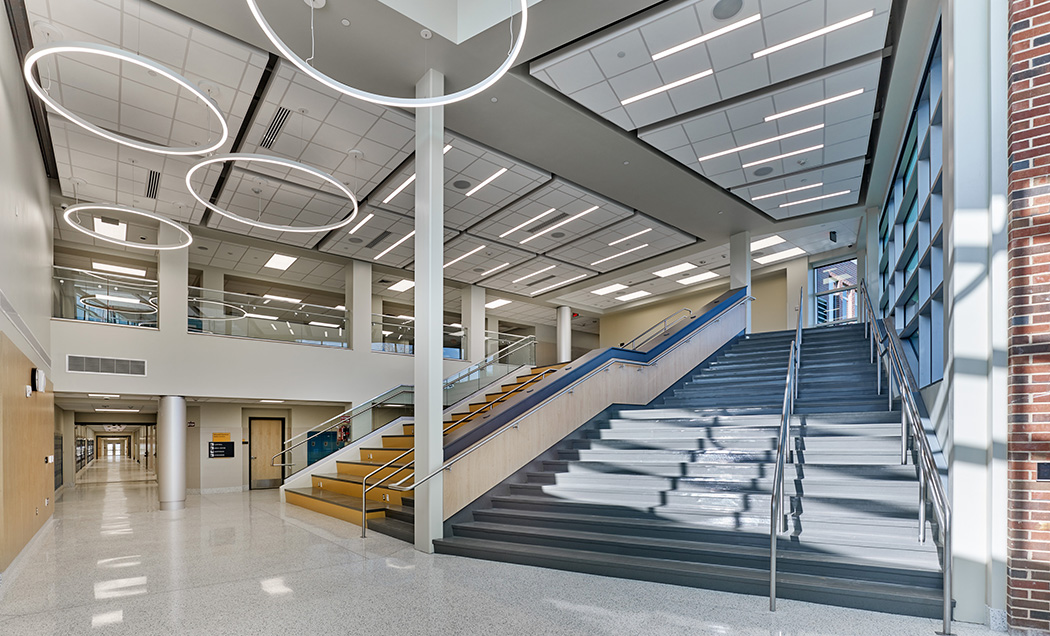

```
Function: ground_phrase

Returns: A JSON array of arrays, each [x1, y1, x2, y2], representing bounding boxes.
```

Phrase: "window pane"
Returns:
[[814, 259, 858, 293]]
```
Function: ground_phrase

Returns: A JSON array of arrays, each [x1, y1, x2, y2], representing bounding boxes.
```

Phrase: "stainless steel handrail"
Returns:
[[770, 287, 803, 611], [360, 293, 752, 537], [857, 281, 953, 635], [442, 335, 536, 388], [621, 308, 693, 351]]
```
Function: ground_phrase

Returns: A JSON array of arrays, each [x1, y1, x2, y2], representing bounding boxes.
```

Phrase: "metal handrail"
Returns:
[[857, 281, 952, 635], [360, 366, 559, 536], [620, 308, 693, 351], [360, 292, 752, 537], [770, 286, 803, 611]]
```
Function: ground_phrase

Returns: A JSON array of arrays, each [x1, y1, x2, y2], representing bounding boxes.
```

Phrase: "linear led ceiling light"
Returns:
[[750, 235, 786, 251], [608, 228, 651, 246], [23, 42, 229, 155], [530, 274, 588, 296], [264, 254, 297, 270], [591, 283, 628, 296], [616, 290, 651, 302], [520, 206, 598, 245], [698, 124, 824, 163], [309, 321, 340, 328], [500, 208, 555, 238], [89, 394, 120, 399], [64, 204, 192, 251], [260, 400, 284, 403], [591, 243, 649, 267], [186, 154, 358, 233], [751, 183, 823, 202], [262, 294, 302, 303], [621, 69, 713, 106], [480, 262, 511, 277], [246, 313, 279, 320], [95, 408, 139, 413], [512, 264, 556, 284], [653, 263, 696, 277], [81, 295, 156, 315], [779, 190, 851, 208], [765, 89, 864, 122], [246, 0, 527, 108], [96, 294, 143, 305], [92, 262, 146, 277], [465, 168, 507, 197], [677, 271, 719, 285], [388, 280, 415, 292], [444, 245, 486, 268], [382, 145, 453, 205], [753, 11, 875, 59], [348, 213, 374, 234], [755, 247, 806, 265], [374, 230, 414, 261], [485, 299, 512, 309], [742, 144, 823, 169], [652, 14, 762, 61]]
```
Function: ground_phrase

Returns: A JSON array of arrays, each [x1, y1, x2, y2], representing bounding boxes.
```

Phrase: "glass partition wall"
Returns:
[[53, 266, 159, 328]]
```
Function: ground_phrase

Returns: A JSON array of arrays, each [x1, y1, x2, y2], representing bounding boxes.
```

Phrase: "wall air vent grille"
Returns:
[[260, 106, 292, 149], [67, 355, 147, 376], [145, 170, 160, 199]]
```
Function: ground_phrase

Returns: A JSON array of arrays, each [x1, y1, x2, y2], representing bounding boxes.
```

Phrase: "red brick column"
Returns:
[[1009, 0, 1050, 632]]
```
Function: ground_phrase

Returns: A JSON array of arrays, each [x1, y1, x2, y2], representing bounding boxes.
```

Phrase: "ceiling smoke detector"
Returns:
[[712, 0, 744, 20]]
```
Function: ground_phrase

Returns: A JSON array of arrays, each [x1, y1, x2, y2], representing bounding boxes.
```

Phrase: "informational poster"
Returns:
[[209, 432, 235, 458]]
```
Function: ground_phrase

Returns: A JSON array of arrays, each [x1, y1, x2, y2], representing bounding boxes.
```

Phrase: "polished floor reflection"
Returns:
[[0, 481, 999, 635], [76, 455, 155, 485]]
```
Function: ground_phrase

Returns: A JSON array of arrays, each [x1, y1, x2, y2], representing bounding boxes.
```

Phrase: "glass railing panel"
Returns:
[[189, 287, 348, 348], [53, 266, 159, 328], [371, 314, 465, 360]]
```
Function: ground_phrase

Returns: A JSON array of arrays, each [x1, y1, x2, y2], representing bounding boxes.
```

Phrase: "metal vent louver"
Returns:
[[527, 212, 569, 235], [145, 170, 160, 199], [366, 230, 392, 249], [67, 355, 147, 376], [260, 106, 292, 149]]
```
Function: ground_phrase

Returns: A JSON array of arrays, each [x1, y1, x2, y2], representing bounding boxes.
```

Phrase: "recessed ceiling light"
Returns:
[[374, 230, 414, 261], [95, 408, 139, 413], [480, 262, 511, 277], [653, 263, 697, 278], [530, 274, 589, 297], [651, 13, 761, 61], [500, 208, 556, 238], [753, 11, 875, 59], [383, 174, 415, 204], [750, 235, 787, 251], [92, 262, 146, 277], [388, 279, 415, 292], [264, 254, 297, 270], [621, 69, 713, 106], [779, 190, 851, 208], [397, 315, 415, 321], [520, 206, 598, 245], [698, 124, 824, 163], [348, 213, 374, 234], [616, 290, 651, 302], [92, 217, 128, 242], [88, 394, 120, 398], [246, 312, 279, 320], [755, 247, 807, 265], [677, 271, 719, 285], [591, 243, 649, 266], [309, 321, 340, 328], [262, 294, 302, 304], [742, 144, 824, 169], [465, 168, 508, 197], [591, 283, 628, 296], [608, 228, 652, 246], [765, 89, 865, 122], [752, 183, 823, 202], [513, 264, 556, 284], [96, 294, 143, 305], [444, 245, 486, 269], [260, 399, 284, 403], [485, 299, 512, 309]]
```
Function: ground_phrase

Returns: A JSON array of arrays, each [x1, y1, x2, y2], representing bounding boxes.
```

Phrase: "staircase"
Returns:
[[435, 324, 945, 618], [284, 363, 568, 540]]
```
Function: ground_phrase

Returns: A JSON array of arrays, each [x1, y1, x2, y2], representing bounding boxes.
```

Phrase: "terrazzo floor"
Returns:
[[76, 455, 156, 485], [0, 476, 1001, 635]]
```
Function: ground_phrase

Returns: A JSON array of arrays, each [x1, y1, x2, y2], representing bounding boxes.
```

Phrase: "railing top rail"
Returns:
[[443, 335, 536, 386], [54, 266, 159, 286], [621, 308, 693, 351], [187, 286, 344, 315]]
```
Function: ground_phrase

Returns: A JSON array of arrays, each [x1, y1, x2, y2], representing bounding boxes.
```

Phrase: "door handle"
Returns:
[[250, 456, 257, 460]]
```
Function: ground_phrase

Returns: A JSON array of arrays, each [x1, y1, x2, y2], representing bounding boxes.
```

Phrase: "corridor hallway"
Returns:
[[76, 455, 156, 485], [0, 480, 997, 635]]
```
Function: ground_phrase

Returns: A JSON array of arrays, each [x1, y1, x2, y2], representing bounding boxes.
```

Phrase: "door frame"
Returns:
[[248, 417, 286, 490]]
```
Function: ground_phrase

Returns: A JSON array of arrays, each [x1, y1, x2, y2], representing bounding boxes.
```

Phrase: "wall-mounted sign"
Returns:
[[208, 441, 235, 458], [212, 432, 231, 442]]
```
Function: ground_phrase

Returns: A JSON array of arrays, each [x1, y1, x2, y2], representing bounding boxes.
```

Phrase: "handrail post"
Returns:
[[942, 521, 953, 635]]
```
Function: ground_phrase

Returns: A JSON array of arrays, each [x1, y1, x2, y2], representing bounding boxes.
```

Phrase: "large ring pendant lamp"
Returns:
[[80, 295, 158, 315], [24, 42, 229, 156], [188, 298, 249, 321], [63, 204, 194, 250], [245, 0, 528, 108], [185, 153, 359, 233]]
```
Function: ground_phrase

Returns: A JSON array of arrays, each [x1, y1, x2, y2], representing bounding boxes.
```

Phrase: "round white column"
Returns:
[[157, 395, 187, 511]]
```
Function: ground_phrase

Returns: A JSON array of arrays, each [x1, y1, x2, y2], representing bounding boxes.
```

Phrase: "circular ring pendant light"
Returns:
[[185, 153, 359, 233], [188, 298, 249, 321], [23, 41, 229, 155], [80, 295, 159, 315], [245, 0, 528, 108], [63, 203, 194, 250]]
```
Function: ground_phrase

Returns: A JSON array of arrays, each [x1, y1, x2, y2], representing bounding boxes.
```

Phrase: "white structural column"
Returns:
[[556, 306, 572, 363], [349, 260, 372, 351], [157, 395, 187, 510], [461, 285, 486, 362], [729, 231, 752, 333], [943, 0, 1008, 624], [413, 69, 445, 553]]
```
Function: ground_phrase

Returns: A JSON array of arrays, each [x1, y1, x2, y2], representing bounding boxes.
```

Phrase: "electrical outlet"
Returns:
[[382, 493, 389, 502], [45, 498, 49, 506], [35, 507, 39, 515]]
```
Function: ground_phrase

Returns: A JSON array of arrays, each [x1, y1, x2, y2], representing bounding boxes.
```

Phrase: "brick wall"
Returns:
[[1008, 0, 1050, 632]]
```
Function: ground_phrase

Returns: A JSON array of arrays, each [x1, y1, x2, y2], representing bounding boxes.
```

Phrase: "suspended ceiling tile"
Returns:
[[481, 258, 593, 298], [546, 215, 697, 274], [437, 236, 536, 286]]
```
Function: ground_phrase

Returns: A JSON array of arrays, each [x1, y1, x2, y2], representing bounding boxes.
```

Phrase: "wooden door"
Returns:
[[249, 418, 284, 489]]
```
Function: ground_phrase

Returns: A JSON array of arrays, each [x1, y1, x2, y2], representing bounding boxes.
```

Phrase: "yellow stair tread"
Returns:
[[285, 487, 387, 513]]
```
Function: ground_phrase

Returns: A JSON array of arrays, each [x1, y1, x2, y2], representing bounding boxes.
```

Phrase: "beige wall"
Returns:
[[599, 284, 730, 348]]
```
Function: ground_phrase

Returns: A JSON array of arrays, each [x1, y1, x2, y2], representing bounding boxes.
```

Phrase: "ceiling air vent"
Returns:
[[67, 355, 147, 376], [366, 230, 392, 249], [260, 106, 292, 149], [527, 212, 568, 235], [145, 170, 160, 199], [525, 274, 556, 287]]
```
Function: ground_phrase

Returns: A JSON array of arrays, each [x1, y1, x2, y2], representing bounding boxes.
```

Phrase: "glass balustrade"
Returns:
[[371, 314, 466, 360], [53, 266, 159, 328], [188, 287, 349, 348]]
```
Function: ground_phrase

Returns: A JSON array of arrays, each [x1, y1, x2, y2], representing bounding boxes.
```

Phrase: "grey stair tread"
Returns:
[[285, 487, 386, 512], [368, 517, 414, 543]]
